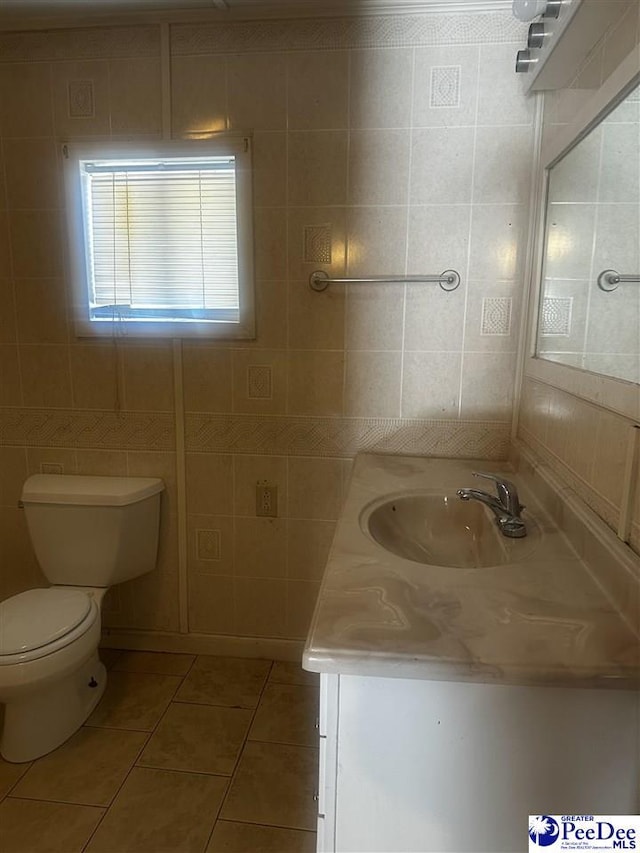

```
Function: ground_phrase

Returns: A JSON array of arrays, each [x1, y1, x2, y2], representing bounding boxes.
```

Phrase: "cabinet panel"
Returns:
[[319, 672, 339, 738], [333, 675, 639, 852], [317, 673, 340, 852]]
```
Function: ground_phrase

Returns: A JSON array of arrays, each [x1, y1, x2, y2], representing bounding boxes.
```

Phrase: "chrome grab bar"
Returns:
[[309, 269, 461, 293], [597, 270, 640, 292]]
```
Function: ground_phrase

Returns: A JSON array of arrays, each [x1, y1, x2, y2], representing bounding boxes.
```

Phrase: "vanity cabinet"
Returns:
[[316, 673, 638, 853], [305, 454, 640, 853]]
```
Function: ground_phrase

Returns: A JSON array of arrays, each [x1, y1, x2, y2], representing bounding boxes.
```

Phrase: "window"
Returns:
[[63, 137, 255, 338]]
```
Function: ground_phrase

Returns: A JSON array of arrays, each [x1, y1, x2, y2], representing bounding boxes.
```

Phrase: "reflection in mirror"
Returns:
[[536, 84, 640, 384]]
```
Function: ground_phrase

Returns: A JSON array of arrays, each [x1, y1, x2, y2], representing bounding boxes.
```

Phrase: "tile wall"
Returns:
[[518, 0, 640, 556], [0, 11, 534, 643]]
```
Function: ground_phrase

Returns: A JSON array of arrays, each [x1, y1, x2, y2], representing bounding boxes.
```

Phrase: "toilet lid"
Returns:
[[0, 588, 92, 655]]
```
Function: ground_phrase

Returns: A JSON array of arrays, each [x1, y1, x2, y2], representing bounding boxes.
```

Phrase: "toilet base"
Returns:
[[1, 652, 107, 763]]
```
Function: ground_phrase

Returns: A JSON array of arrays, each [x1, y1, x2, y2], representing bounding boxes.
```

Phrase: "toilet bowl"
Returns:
[[0, 475, 163, 763], [0, 587, 106, 762]]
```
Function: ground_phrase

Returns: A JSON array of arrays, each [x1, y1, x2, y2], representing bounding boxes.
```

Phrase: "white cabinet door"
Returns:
[[333, 675, 639, 853]]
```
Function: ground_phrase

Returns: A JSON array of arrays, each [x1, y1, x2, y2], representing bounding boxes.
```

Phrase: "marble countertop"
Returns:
[[303, 454, 640, 689]]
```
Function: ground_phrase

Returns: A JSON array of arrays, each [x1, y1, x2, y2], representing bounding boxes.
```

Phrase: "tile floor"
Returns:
[[0, 650, 319, 853]]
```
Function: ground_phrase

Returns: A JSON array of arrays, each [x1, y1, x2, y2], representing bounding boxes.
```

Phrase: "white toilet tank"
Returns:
[[21, 475, 164, 587]]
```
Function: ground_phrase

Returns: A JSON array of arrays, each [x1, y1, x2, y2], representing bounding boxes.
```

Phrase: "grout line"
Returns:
[[202, 659, 276, 850], [4, 794, 108, 811], [160, 23, 172, 140], [0, 113, 24, 410], [230, 453, 238, 634], [1, 764, 33, 802], [580, 118, 606, 368], [51, 57, 76, 409], [214, 816, 317, 833], [79, 728, 153, 851], [173, 339, 189, 635], [457, 44, 482, 420], [132, 765, 234, 780], [5, 198, 584, 212], [163, 16, 188, 638], [342, 49, 352, 421], [81, 651, 190, 850], [247, 736, 320, 748], [398, 46, 416, 419], [284, 52, 291, 417], [215, 816, 317, 834]]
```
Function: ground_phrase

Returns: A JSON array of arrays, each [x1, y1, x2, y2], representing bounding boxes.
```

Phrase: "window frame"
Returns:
[[63, 135, 255, 340]]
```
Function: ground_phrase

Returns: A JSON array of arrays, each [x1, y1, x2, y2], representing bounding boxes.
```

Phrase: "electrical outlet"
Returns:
[[256, 483, 278, 518]]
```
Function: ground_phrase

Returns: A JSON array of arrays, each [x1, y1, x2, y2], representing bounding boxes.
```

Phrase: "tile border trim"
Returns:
[[1, 407, 510, 458], [0, 25, 161, 62], [171, 12, 526, 56], [0, 408, 175, 451], [0, 13, 527, 62], [185, 412, 510, 458]]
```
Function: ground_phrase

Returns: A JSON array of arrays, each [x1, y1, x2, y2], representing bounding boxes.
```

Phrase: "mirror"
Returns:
[[536, 83, 640, 384]]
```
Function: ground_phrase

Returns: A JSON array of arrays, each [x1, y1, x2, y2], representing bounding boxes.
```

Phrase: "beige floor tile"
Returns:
[[85, 767, 227, 853], [87, 671, 181, 731], [138, 702, 252, 775], [207, 820, 316, 853], [269, 660, 319, 687], [220, 741, 318, 831], [0, 758, 30, 800], [12, 726, 147, 807], [98, 648, 123, 669], [0, 797, 104, 853], [114, 650, 196, 676], [250, 683, 319, 747], [175, 655, 271, 708]]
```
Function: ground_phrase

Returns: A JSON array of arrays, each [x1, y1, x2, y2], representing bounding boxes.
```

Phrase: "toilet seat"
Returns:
[[0, 588, 98, 665]]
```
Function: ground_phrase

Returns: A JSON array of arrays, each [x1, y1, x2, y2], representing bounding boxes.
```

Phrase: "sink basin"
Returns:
[[362, 492, 536, 568]]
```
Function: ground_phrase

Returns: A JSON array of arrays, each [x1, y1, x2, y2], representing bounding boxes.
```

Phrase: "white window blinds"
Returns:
[[81, 155, 240, 324]]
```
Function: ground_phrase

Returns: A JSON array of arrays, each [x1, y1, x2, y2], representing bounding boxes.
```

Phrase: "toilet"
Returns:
[[0, 474, 164, 763]]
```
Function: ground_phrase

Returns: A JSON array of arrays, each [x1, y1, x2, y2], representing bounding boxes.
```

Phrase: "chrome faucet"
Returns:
[[457, 472, 526, 538]]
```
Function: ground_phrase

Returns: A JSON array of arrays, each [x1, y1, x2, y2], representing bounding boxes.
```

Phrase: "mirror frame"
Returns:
[[521, 47, 640, 423]]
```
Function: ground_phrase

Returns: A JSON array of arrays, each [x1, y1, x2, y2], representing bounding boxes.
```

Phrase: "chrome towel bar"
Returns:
[[309, 269, 461, 293], [597, 269, 640, 292]]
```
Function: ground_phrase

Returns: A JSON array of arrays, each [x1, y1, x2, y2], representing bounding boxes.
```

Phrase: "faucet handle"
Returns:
[[471, 472, 522, 515]]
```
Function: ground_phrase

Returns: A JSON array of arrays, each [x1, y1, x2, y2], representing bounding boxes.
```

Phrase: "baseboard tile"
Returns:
[[100, 628, 305, 662]]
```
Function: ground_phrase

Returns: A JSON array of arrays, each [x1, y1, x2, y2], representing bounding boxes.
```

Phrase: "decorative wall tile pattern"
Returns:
[[540, 296, 573, 336], [430, 65, 461, 108], [481, 296, 512, 336], [247, 365, 273, 400], [0, 27, 160, 62], [67, 80, 95, 117], [0, 409, 174, 450], [172, 13, 525, 56], [197, 529, 222, 561], [304, 224, 332, 263], [186, 413, 509, 458]]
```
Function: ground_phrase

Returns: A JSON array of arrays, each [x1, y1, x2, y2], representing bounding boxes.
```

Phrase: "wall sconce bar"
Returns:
[[309, 269, 461, 293], [597, 269, 640, 292]]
